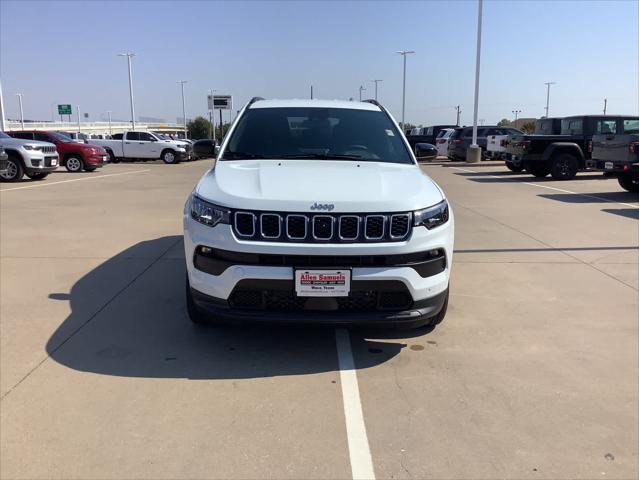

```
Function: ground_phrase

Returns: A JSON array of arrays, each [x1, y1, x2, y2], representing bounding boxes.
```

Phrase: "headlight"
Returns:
[[23, 145, 41, 151], [190, 195, 230, 227], [414, 199, 449, 229]]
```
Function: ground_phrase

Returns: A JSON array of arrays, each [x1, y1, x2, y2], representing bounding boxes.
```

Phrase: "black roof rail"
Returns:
[[363, 99, 381, 108], [247, 96, 265, 107]]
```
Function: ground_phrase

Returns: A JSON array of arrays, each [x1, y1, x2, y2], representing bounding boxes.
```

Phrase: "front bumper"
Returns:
[[183, 208, 454, 324], [24, 153, 59, 173], [85, 154, 108, 167]]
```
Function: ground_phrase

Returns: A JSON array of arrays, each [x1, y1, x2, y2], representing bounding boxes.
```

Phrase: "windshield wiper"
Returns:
[[222, 151, 265, 160], [279, 153, 362, 160]]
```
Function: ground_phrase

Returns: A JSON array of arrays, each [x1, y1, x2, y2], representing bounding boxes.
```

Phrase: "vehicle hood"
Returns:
[[196, 160, 444, 212], [0, 138, 55, 147]]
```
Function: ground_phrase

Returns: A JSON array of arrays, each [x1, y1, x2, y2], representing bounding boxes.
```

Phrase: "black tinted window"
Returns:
[[224, 107, 412, 164], [138, 132, 155, 141], [34, 133, 52, 142], [112, 133, 123, 140], [11, 132, 34, 139], [126, 132, 140, 141]]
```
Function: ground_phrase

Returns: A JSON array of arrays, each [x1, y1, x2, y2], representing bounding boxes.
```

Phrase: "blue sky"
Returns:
[[1, 0, 637, 126]]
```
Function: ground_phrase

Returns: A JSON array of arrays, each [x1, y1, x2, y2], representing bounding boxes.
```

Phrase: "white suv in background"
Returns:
[[183, 98, 454, 329], [0, 131, 59, 181]]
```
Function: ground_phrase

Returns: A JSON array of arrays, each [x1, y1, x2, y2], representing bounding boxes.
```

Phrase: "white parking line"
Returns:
[[335, 328, 375, 480], [448, 166, 639, 209], [0, 169, 150, 192]]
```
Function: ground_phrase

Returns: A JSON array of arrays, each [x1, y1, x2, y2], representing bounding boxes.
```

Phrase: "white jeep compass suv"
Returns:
[[183, 98, 454, 328]]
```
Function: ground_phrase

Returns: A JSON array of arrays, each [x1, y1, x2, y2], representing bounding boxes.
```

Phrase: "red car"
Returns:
[[7, 131, 108, 172]]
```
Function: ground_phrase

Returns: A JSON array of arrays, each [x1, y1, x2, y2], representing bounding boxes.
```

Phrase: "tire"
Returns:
[[505, 161, 524, 172], [186, 277, 210, 324], [0, 155, 24, 182], [618, 174, 639, 193], [162, 150, 179, 164], [65, 155, 84, 173], [550, 153, 579, 180], [84, 166, 97, 172], [25, 172, 49, 180], [107, 150, 119, 163], [430, 287, 449, 326], [528, 162, 550, 178]]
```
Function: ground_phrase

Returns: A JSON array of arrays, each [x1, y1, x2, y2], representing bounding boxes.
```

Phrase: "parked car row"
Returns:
[[0, 130, 217, 182]]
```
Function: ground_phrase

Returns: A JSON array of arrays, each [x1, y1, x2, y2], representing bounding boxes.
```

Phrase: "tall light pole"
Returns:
[[455, 105, 461, 126], [118, 52, 136, 130], [77, 105, 81, 134], [358, 85, 366, 101], [512, 109, 521, 125], [0, 80, 5, 131], [371, 79, 382, 101], [469, 0, 483, 162], [603, 98, 607, 115], [544, 81, 555, 118], [178, 80, 187, 138], [397, 50, 415, 129], [106, 111, 112, 135], [16, 93, 24, 130]]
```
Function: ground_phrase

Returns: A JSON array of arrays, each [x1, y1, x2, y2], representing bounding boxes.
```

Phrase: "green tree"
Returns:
[[497, 118, 512, 127], [521, 121, 536, 134], [187, 116, 213, 139], [215, 122, 231, 142], [400, 122, 417, 132]]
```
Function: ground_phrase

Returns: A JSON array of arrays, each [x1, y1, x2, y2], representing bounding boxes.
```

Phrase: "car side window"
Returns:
[[622, 119, 639, 134], [126, 132, 140, 141], [112, 133, 123, 140], [138, 132, 155, 142], [596, 120, 617, 134], [12, 132, 34, 139], [34, 133, 52, 142]]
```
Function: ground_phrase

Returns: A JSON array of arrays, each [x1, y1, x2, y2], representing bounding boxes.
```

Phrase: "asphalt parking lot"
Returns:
[[1, 160, 637, 479]]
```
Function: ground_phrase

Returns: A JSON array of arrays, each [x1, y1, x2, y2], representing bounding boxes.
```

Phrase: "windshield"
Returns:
[[0, 131, 10, 139], [223, 107, 412, 164], [51, 132, 72, 142]]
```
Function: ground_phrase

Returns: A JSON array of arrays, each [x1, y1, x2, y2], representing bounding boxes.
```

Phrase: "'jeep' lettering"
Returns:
[[310, 202, 335, 211]]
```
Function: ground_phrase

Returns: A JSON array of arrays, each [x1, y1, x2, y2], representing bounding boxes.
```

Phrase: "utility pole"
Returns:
[[16, 93, 24, 130], [397, 50, 415, 129], [455, 105, 461, 126], [371, 79, 382, 101], [77, 105, 81, 134], [107, 111, 112, 135], [544, 81, 556, 118], [0, 80, 5, 131], [118, 52, 136, 130], [178, 80, 187, 139], [512, 109, 521, 125], [479, 119, 485, 126], [358, 85, 365, 101], [603, 98, 607, 115], [310, 85, 314, 99]]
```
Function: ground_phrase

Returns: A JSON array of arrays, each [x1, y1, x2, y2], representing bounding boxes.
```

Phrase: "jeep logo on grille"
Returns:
[[310, 202, 335, 211]]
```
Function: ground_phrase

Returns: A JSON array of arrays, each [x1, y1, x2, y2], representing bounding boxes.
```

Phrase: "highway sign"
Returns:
[[58, 104, 72, 115]]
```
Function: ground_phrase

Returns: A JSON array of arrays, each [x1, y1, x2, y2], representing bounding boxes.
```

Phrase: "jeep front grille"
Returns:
[[231, 210, 413, 243]]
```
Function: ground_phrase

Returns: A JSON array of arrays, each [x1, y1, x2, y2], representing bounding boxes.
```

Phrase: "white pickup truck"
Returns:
[[90, 131, 192, 164]]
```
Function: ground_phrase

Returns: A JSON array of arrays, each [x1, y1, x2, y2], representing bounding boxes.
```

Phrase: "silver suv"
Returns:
[[0, 131, 59, 181]]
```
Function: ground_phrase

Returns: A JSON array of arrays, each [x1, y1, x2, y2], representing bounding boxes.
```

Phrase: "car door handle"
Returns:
[[139, 142, 144, 144], [125, 142, 131, 144], [606, 136, 614, 141]]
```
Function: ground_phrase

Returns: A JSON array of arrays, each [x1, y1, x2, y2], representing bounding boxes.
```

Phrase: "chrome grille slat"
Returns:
[[260, 213, 281, 239], [286, 215, 307, 240], [364, 215, 385, 240], [312, 215, 333, 240]]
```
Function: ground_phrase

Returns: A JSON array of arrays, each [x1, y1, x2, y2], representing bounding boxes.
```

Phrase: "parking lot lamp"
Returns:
[[512, 109, 521, 125], [0, 80, 5, 131], [178, 80, 187, 139], [16, 93, 24, 130], [107, 111, 112, 135], [118, 53, 136, 130], [397, 50, 415, 129], [358, 85, 366, 101], [77, 105, 81, 134], [544, 82, 555, 118], [466, 0, 483, 163]]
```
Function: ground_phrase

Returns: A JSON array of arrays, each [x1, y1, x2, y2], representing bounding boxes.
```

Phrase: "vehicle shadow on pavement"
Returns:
[[601, 208, 639, 220], [45, 236, 413, 380], [538, 192, 639, 204]]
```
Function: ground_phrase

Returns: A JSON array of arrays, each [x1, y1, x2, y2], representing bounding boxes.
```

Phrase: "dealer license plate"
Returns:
[[605, 161, 614, 170], [294, 269, 351, 297]]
